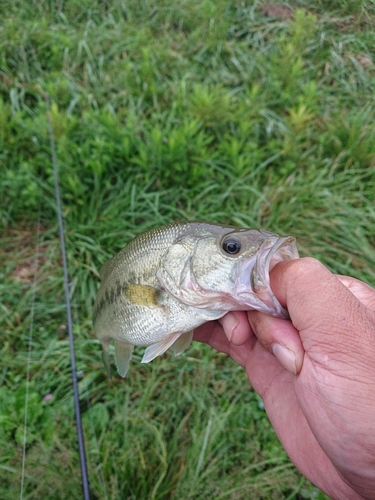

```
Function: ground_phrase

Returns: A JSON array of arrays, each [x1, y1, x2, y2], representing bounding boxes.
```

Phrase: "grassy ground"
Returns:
[[1, 0, 375, 498]]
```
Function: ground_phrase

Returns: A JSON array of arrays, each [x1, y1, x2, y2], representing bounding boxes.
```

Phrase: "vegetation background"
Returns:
[[1, 0, 374, 498]]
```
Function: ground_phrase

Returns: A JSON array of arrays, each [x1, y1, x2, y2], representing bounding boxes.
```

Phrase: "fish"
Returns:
[[93, 222, 299, 377]]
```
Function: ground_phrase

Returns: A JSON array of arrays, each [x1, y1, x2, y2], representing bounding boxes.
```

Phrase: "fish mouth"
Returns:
[[252, 236, 298, 290], [236, 236, 299, 318]]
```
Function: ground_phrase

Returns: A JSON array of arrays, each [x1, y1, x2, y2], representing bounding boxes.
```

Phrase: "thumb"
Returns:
[[248, 257, 375, 373], [271, 258, 375, 360]]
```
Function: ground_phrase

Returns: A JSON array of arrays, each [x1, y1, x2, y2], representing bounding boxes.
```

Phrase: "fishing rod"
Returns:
[[46, 94, 91, 500]]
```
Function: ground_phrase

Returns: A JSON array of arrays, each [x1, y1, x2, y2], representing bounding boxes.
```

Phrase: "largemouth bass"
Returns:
[[93, 222, 299, 377]]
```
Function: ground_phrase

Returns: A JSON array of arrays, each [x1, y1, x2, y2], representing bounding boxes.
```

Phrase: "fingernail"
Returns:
[[272, 343, 297, 375], [220, 313, 238, 342]]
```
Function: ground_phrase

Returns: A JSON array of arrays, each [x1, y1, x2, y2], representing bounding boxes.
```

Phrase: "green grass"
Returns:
[[1, 0, 375, 498]]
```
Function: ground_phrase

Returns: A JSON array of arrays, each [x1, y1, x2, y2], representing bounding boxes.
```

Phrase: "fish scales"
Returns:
[[94, 223, 196, 325], [93, 222, 299, 377]]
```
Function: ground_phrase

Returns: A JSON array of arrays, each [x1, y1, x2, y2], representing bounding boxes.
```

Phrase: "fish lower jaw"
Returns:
[[231, 290, 288, 318]]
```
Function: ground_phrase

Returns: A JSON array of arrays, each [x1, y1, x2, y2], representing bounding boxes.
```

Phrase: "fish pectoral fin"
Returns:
[[171, 331, 193, 357], [141, 332, 184, 364], [114, 339, 134, 378], [123, 284, 164, 307]]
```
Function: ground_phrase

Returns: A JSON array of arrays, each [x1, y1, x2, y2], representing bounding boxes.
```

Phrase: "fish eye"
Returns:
[[222, 238, 241, 255]]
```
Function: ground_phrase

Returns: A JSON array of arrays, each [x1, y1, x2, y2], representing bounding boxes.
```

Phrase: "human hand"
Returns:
[[193, 258, 375, 500]]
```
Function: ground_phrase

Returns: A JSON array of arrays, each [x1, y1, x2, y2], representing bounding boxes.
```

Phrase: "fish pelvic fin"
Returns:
[[141, 332, 186, 364], [114, 339, 134, 378], [171, 331, 193, 357], [101, 341, 112, 379]]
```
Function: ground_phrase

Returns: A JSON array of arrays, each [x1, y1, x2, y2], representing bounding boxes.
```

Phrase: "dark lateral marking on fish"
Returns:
[[93, 280, 127, 323], [93, 282, 162, 324]]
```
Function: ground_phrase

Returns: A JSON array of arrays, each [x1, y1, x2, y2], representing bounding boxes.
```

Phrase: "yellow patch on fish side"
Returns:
[[123, 284, 161, 306]]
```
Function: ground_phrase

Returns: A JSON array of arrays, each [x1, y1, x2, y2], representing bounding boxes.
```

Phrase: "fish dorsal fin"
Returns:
[[99, 257, 114, 281]]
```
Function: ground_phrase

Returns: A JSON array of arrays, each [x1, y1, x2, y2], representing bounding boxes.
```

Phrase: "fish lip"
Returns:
[[262, 235, 297, 278], [235, 236, 298, 318]]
